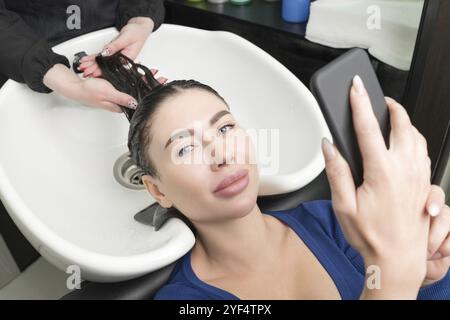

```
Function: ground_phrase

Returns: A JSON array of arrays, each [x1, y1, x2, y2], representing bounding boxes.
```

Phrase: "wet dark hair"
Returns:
[[95, 52, 228, 233]]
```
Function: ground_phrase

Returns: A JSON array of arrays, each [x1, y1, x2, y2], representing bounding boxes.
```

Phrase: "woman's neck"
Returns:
[[192, 204, 287, 277]]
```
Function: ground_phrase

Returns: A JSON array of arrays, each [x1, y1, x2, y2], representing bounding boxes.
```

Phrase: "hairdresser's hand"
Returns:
[[74, 77, 138, 112], [79, 17, 154, 78], [43, 63, 137, 113], [321, 76, 432, 299], [421, 185, 450, 287]]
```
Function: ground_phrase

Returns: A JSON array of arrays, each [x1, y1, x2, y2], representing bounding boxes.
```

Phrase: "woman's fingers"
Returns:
[[426, 185, 446, 217], [425, 256, 450, 281], [350, 76, 388, 169], [427, 205, 450, 258], [385, 97, 415, 154], [437, 235, 450, 257], [321, 137, 357, 218], [411, 126, 428, 161], [411, 126, 431, 183]]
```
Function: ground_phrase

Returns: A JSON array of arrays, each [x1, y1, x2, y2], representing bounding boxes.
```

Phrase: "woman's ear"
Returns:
[[141, 175, 173, 208]]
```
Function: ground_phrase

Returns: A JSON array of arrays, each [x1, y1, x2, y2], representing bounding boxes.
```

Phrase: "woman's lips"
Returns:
[[213, 169, 249, 197]]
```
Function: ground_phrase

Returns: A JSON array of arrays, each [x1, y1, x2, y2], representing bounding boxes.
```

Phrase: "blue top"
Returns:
[[154, 200, 450, 300]]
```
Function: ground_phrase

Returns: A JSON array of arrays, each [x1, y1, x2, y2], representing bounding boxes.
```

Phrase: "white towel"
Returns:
[[305, 0, 424, 71]]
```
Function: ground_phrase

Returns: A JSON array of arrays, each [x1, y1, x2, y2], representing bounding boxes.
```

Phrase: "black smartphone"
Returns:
[[310, 48, 391, 187]]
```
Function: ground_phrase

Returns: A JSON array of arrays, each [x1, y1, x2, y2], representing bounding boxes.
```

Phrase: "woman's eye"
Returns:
[[177, 124, 235, 157], [178, 145, 194, 157], [219, 123, 235, 134]]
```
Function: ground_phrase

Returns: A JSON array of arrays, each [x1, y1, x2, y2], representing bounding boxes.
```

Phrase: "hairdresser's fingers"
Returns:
[[157, 76, 168, 84], [108, 90, 138, 110], [134, 62, 158, 76], [91, 69, 103, 78], [102, 36, 128, 56], [80, 55, 96, 63], [79, 61, 95, 71], [83, 64, 100, 78], [99, 101, 123, 113]]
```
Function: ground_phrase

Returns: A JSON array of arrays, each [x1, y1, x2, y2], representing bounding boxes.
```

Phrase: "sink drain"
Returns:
[[113, 152, 146, 190]]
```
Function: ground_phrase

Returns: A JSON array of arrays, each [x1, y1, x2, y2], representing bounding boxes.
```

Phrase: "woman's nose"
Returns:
[[208, 136, 234, 169]]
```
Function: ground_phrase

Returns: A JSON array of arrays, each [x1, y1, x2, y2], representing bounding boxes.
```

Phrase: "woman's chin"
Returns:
[[218, 192, 258, 217]]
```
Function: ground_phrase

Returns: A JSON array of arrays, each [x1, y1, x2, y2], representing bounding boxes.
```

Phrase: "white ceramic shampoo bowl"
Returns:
[[0, 24, 331, 282]]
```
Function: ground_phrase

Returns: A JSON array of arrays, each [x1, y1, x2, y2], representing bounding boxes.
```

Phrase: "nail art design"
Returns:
[[128, 100, 138, 109], [101, 47, 111, 56]]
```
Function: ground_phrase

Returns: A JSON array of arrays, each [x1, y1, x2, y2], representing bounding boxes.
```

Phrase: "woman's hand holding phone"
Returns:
[[321, 75, 449, 299]]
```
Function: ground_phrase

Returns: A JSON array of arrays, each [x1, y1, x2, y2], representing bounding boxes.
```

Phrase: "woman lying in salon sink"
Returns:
[[97, 53, 450, 300]]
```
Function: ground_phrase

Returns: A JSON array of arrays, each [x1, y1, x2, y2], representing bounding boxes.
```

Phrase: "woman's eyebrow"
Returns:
[[164, 110, 231, 150]]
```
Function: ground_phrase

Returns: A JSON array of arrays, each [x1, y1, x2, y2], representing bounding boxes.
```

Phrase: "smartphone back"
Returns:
[[310, 48, 391, 187]]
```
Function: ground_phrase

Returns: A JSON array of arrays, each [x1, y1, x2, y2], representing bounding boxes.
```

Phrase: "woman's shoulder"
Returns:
[[268, 199, 336, 229], [298, 199, 336, 226], [268, 199, 359, 256], [154, 282, 211, 300], [153, 253, 212, 300]]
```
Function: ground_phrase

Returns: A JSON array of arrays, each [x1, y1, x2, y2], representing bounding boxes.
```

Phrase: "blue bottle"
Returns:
[[282, 0, 310, 23]]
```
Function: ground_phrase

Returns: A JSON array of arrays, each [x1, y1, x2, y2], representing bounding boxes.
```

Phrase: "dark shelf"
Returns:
[[166, 0, 307, 38], [165, 0, 408, 102]]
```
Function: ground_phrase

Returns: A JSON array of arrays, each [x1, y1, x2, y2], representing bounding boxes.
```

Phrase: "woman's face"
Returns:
[[142, 88, 260, 225]]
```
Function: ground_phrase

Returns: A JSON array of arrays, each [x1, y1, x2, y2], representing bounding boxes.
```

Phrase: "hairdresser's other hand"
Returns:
[[421, 185, 450, 287], [104, 17, 153, 59], [79, 17, 155, 78], [43, 63, 137, 113], [321, 76, 432, 299]]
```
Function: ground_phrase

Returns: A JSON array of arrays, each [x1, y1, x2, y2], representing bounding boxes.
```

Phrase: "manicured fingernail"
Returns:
[[128, 99, 138, 109], [101, 47, 111, 56], [428, 203, 440, 217], [353, 75, 365, 95], [321, 137, 335, 159]]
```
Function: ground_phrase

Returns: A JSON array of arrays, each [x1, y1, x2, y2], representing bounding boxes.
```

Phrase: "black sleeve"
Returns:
[[0, 1, 70, 93], [116, 0, 165, 32]]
